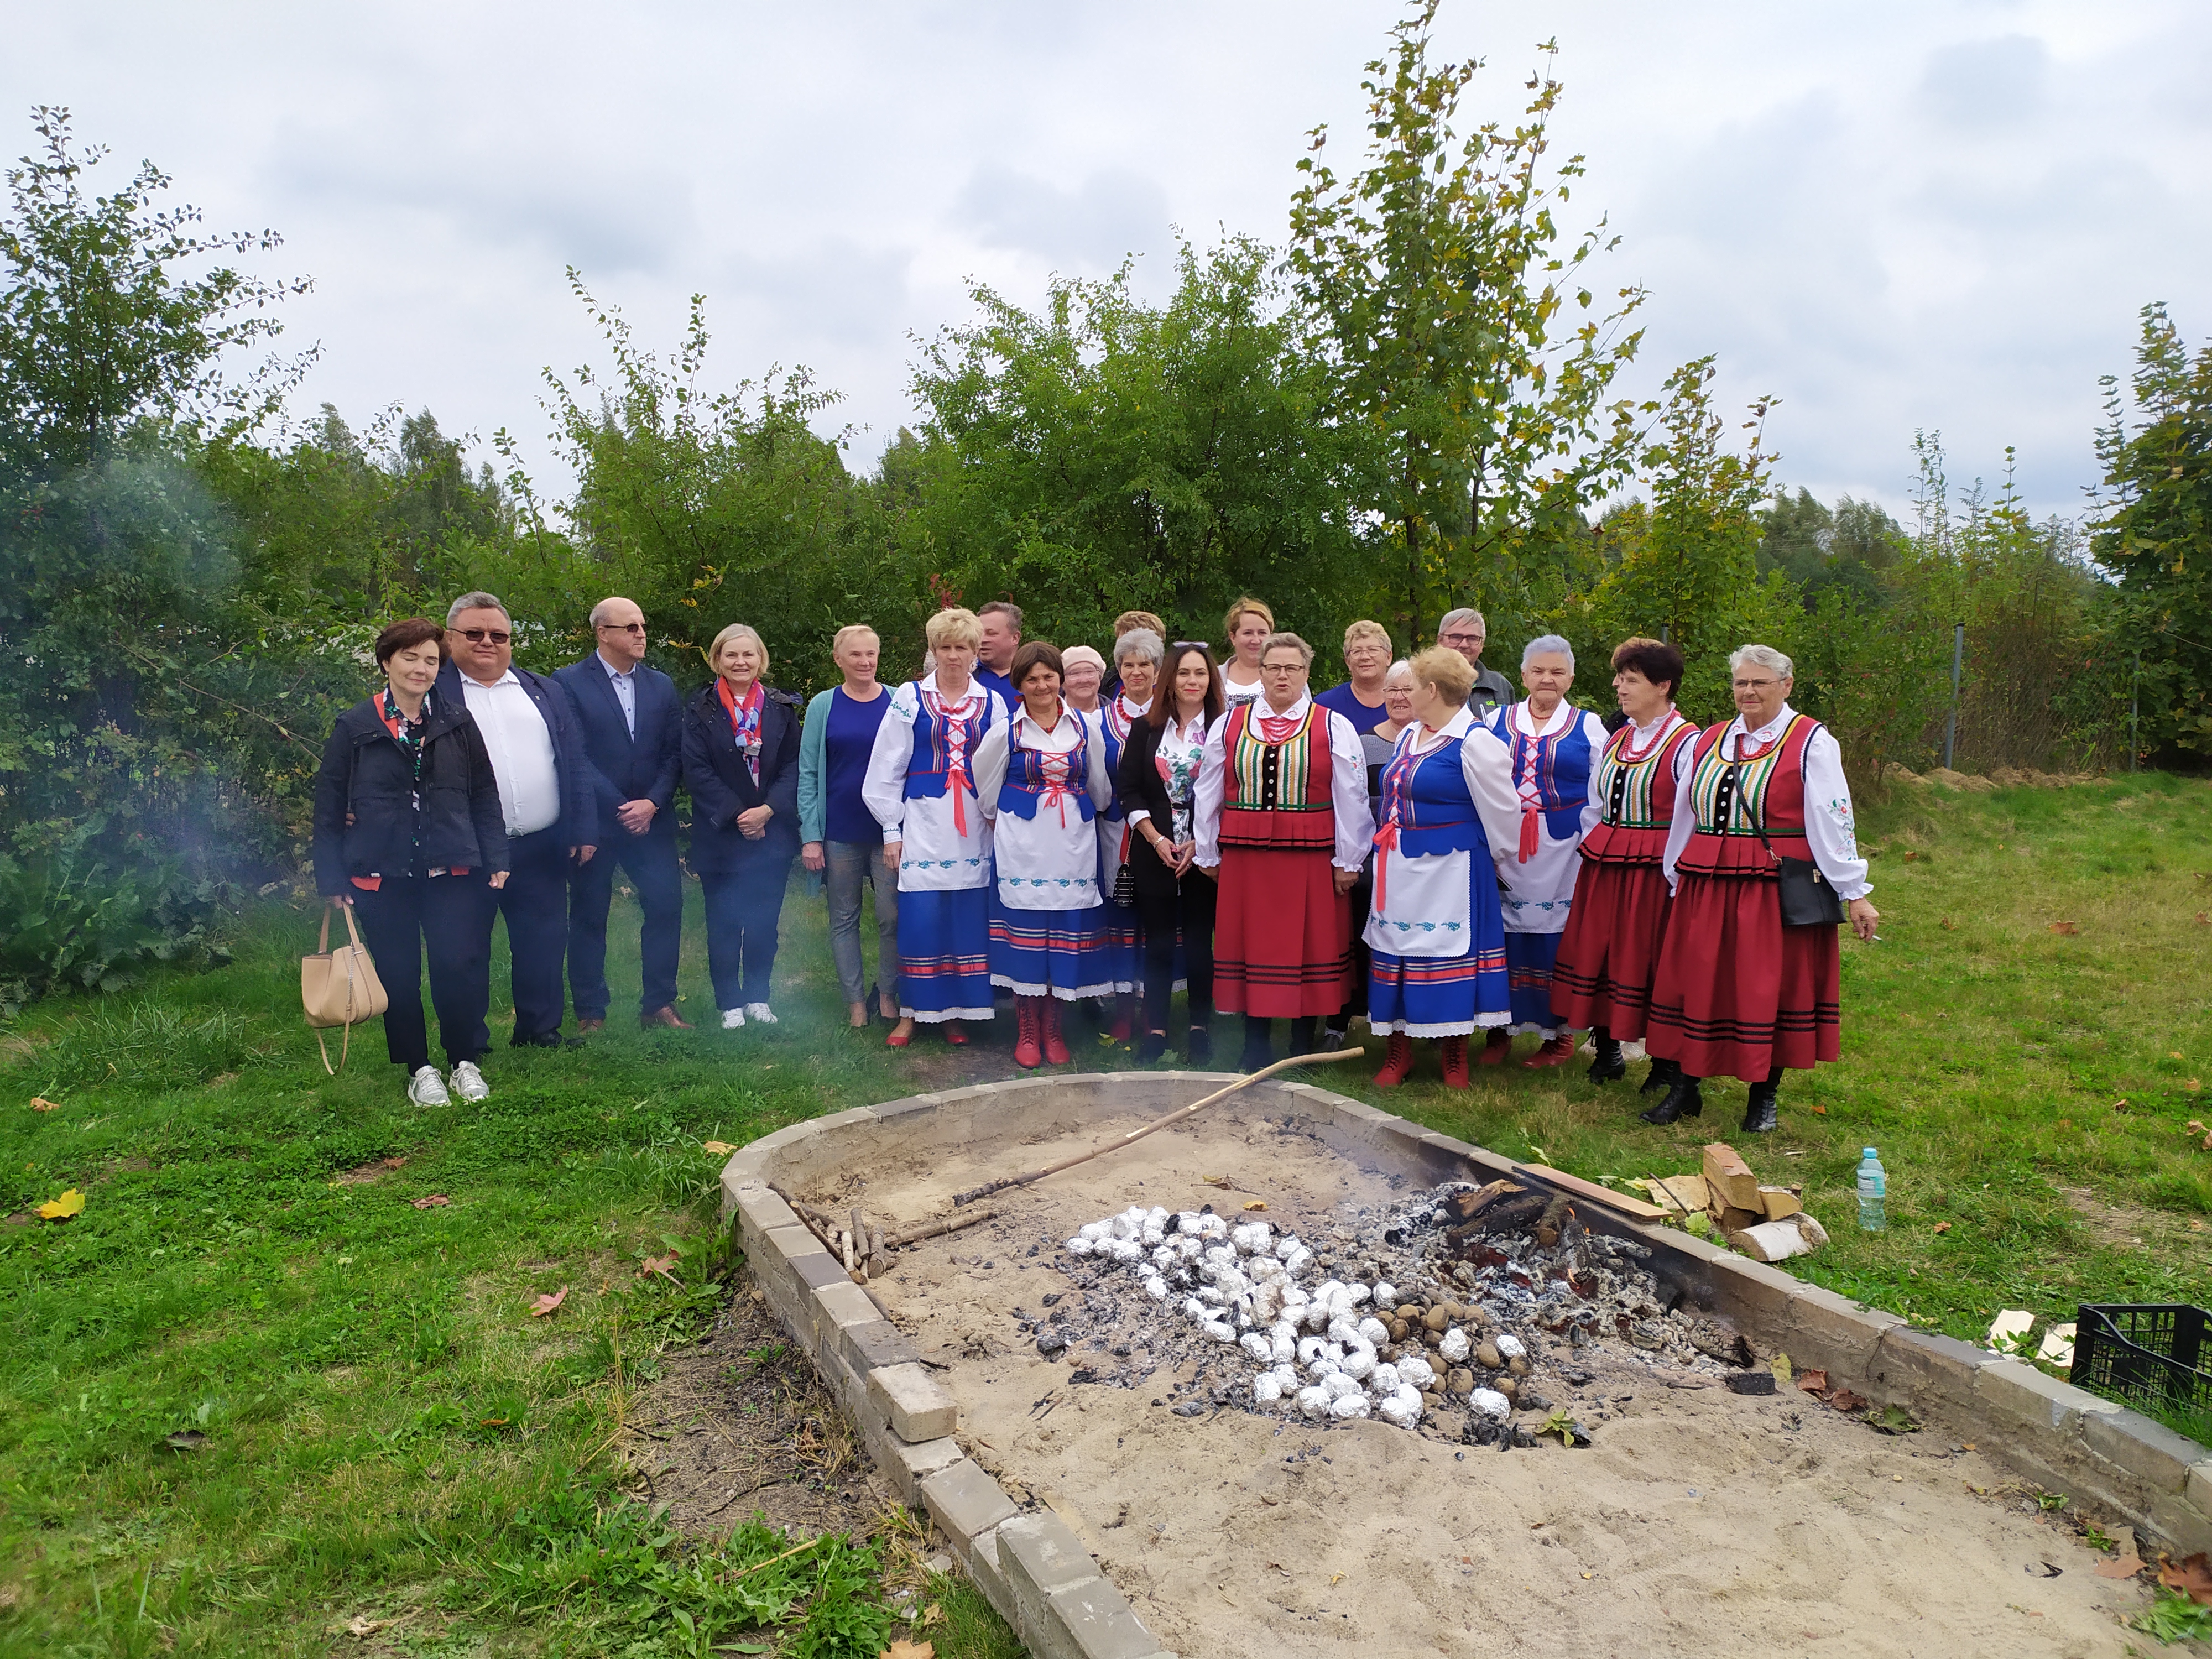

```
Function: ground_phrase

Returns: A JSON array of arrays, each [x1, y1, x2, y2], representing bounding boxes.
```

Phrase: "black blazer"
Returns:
[[1116, 717, 1196, 899], [552, 651, 682, 841], [681, 682, 803, 873], [433, 660, 597, 847], [312, 693, 509, 895]]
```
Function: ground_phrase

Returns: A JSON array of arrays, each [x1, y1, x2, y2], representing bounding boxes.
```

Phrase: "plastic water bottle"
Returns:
[[1856, 1147, 1887, 1232]]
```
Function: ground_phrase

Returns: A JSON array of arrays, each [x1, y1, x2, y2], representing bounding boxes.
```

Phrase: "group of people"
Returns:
[[312, 586, 1877, 1134]]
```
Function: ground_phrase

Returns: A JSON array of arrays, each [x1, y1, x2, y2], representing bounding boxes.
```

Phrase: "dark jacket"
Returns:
[[312, 692, 509, 895], [552, 651, 682, 841], [1116, 716, 1194, 899], [434, 660, 597, 847], [681, 681, 803, 873]]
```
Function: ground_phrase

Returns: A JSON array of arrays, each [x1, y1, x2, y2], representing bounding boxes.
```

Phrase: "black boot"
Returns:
[[1639, 1073, 1704, 1125], [1743, 1068, 1782, 1134], [1240, 1015, 1274, 1073], [1138, 1030, 1169, 1063], [1587, 1027, 1627, 1084], [1287, 1016, 1317, 1057], [1640, 1055, 1680, 1097], [1186, 1023, 1212, 1065]]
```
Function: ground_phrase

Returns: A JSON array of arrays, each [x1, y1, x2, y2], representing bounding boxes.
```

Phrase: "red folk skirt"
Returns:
[[1548, 859, 1672, 1040], [1213, 846, 1352, 1018], [1644, 872, 1841, 1082]]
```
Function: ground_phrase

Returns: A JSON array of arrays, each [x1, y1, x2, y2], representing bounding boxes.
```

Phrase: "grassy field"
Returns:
[[2, 771, 2209, 1655]]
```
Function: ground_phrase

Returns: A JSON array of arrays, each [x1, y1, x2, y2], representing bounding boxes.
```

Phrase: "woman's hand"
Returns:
[[801, 841, 826, 873], [1847, 895, 1879, 942], [737, 805, 773, 839], [1333, 867, 1359, 895], [1170, 839, 1196, 877], [488, 871, 509, 890], [882, 839, 902, 873]]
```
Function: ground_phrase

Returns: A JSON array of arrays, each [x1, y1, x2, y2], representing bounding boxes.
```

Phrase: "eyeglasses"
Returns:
[[1732, 677, 1782, 690], [1260, 661, 1305, 674], [1438, 630, 1483, 645], [455, 628, 512, 645], [597, 622, 647, 635]]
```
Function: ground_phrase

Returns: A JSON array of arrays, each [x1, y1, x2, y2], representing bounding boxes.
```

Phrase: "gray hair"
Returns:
[[1260, 630, 1314, 668], [1383, 658, 1415, 684], [1729, 643, 1795, 680], [446, 590, 508, 625], [1438, 607, 1486, 635], [1521, 634, 1575, 672], [1113, 627, 1164, 669]]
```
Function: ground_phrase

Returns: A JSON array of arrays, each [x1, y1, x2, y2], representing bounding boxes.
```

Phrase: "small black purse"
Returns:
[[1110, 856, 1138, 909]]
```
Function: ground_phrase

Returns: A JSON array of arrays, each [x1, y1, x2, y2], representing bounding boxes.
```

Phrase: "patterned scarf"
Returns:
[[718, 677, 764, 784], [921, 686, 984, 836], [376, 686, 429, 786]]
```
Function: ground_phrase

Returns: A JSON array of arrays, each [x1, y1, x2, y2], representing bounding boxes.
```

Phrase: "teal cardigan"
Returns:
[[797, 685, 898, 843]]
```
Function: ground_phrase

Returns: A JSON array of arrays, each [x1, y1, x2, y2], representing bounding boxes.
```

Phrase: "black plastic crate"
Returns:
[[2071, 1303, 2212, 1413]]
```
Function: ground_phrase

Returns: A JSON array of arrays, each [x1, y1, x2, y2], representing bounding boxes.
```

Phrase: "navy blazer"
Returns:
[[434, 661, 596, 847], [682, 682, 802, 873], [552, 650, 682, 842]]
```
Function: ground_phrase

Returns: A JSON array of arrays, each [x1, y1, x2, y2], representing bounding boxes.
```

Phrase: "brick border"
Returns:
[[723, 1074, 2209, 1658]]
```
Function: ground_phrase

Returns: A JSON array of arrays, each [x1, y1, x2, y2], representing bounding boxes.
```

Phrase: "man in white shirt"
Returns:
[[442, 593, 596, 1050]]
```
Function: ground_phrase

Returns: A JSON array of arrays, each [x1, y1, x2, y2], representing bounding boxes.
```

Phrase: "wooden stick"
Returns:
[[883, 1207, 997, 1247], [724, 1531, 824, 1581], [950, 1048, 1364, 1207]]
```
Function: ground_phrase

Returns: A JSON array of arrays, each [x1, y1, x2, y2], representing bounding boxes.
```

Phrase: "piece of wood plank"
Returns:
[[1649, 1173, 1709, 1215], [1512, 1163, 1673, 1223], [1757, 1185, 1804, 1221], [1701, 1142, 1763, 1211]]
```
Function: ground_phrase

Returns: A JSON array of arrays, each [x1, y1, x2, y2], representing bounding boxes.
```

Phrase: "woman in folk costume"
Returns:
[[863, 607, 1011, 1049], [1548, 638, 1702, 1091], [1093, 629, 1164, 1035], [1193, 631, 1375, 1072], [972, 641, 1116, 1067], [1644, 644, 1877, 1133], [1486, 635, 1611, 1067], [1364, 649, 1524, 1089]]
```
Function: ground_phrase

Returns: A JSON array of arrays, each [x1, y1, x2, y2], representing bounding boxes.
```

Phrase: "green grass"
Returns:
[[3, 773, 2209, 1652]]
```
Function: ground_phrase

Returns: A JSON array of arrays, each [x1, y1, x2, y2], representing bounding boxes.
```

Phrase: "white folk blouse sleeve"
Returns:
[[1192, 712, 1233, 869], [1660, 734, 1703, 894], [1082, 712, 1113, 813], [1802, 725, 1872, 901], [1459, 725, 1525, 858], [862, 686, 918, 839], [969, 721, 1012, 823], [1326, 709, 1375, 870]]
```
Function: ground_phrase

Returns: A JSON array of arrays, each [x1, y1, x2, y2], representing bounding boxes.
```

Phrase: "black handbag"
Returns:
[[1733, 735, 1847, 927], [1110, 858, 1137, 909]]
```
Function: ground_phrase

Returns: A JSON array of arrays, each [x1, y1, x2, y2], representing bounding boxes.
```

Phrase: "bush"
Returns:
[[0, 854, 229, 1014]]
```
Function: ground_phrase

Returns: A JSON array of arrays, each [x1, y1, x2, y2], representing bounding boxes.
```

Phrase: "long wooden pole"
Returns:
[[950, 1048, 1364, 1207]]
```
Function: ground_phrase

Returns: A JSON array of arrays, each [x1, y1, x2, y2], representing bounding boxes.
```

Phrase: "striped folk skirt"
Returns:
[[1548, 858, 1673, 1040], [1366, 848, 1510, 1037], [990, 899, 1115, 1000], [896, 886, 995, 1023], [1645, 872, 1842, 1081], [1213, 845, 1352, 1019]]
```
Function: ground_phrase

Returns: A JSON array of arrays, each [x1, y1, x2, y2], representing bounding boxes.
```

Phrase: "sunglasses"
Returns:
[[455, 628, 512, 645], [598, 622, 648, 634]]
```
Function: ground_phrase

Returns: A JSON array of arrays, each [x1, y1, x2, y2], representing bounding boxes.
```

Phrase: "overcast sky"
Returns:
[[9, 1, 2208, 525]]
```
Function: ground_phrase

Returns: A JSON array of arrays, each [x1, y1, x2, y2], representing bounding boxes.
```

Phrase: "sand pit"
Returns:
[[800, 1102, 2144, 1658]]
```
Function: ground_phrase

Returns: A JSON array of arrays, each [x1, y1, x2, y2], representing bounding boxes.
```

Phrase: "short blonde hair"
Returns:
[[832, 623, 879, 655], [1224, 596, 1275, 638], [708, 623, 768, 672], [1113, 609, 1166, 639], [1343, 619, 1390, 654], [1259, 630, 1313, 668], [925, 607, 982, 651], [1409, 646, 1474, 706]]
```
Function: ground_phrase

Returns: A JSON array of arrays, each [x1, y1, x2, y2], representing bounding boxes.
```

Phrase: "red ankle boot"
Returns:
[[1441, 1035, 1472, 1089], [1373, 1031, 1415, 1087], [1523, 1032, 1578, 1068], [1042, 996, 1072, 1065], [1013, 998, 1042, 1068], [1479, 1029, 1513, 1067]]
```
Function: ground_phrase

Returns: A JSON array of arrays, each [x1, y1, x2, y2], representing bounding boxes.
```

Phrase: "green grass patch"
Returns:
[[2, 773, 2208, 1651]]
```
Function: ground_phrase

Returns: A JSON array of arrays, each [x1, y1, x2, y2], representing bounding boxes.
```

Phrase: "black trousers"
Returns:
[[700, 848, 794, 1011], [348, 870, 494, 1072], [1135, 876, 1216, 1034], [484, 827, 572, 1044], [568, 821, 682, 1017], [1338, 864, 1373, 1029]]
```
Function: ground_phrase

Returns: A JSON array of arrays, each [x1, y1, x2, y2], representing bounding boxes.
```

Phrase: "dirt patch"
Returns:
[[331, 1156, 409, 1186], [627, 1285, 895, 1542], [804, 1102, 2150, 1659], [2058, 1183, 2209, 1250]]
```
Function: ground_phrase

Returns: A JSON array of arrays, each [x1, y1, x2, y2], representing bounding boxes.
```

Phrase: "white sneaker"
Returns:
[[448, 1060, 489, 1102], [407, 1065, 450, 1107], [721, 1007, 747, 1030], [744, 1002, 777, 1025]]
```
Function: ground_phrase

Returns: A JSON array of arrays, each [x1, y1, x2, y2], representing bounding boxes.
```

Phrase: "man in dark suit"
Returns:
[[555, 596, 689, 1030], [439, 591, 597, 1050]]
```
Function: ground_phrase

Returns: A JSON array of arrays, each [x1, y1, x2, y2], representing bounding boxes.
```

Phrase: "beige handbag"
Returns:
[[302, 901, 389, 1073]]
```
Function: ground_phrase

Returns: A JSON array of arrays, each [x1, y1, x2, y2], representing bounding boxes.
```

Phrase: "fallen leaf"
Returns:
[[411, 1194, 451, 1209], [1827, 1386, 1868, 1413], [28, 1097, 59, 1112], [1770, 1352, 1794, 1384], [2049, 921, 2079, 935], [1870, 1402, 1921, 1435], [1797, 1369, 1829, 1394], [529, 1285, 569, 1318], [36, 1188, 84, 1220], [2198, 912, 2210, 925], [1933, 1220, 1952, 1234], [2173, 1051, 2188, 1061], [2189, 1121, 2207, 1135], [1201, 1175, 1233, 1190], [2095, 1554, 2146, 1579], [2159, 1551, 2212, 1607], [917, 1601, 943, 1627], [165, 1430, 207, 1452], [345, 1614, 390, 1639], [639, 1253, 680, 1281], [1808, 1103, 1828, 1115], [701, 1140, 737, 1155], [1939, 917, 1957, 930], [2188, 1079, 2203, 1094], [878, 1640, 935, 1659], [1242, 1200, 1268, 1212]]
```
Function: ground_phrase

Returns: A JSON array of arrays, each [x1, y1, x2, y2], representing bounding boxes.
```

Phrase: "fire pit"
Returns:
[[723, 1072, 2212, 1659]]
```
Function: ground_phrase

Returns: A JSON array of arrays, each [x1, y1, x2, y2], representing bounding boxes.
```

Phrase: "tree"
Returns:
[[1287, 6, 1647, 644], [2091, 301, 2212, 758]]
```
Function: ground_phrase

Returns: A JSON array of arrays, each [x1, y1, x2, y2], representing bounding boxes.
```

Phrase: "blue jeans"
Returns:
[[824, 839, 900, 1006]]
